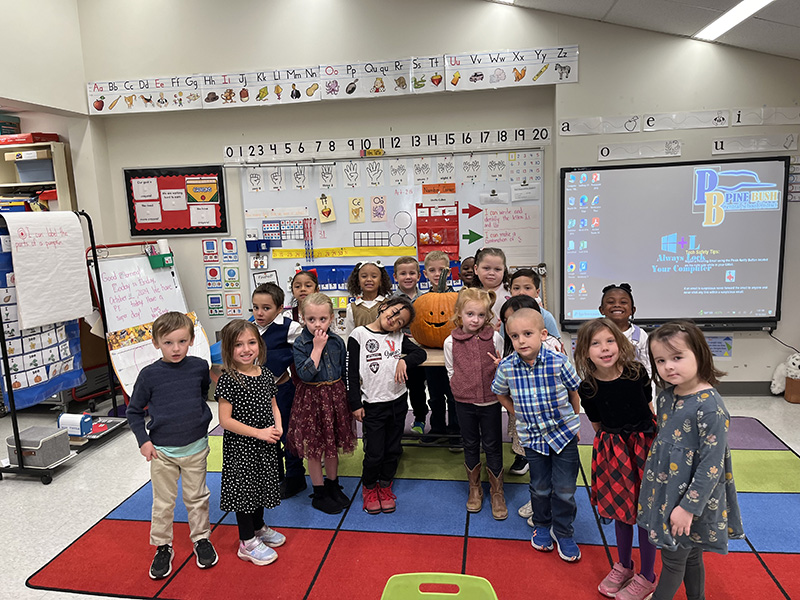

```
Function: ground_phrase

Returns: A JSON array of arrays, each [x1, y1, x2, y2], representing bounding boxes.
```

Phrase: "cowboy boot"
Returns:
[[465, 463, 483, 513], [488, 469, 508, 520]]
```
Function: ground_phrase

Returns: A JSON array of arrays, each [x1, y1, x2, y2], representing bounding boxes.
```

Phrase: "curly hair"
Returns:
[[346, 261, 393, 297], [452, 287, 495, 329]]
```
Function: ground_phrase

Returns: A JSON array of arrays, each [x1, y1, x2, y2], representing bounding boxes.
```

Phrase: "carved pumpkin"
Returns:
[[410, 270, 458, 348]]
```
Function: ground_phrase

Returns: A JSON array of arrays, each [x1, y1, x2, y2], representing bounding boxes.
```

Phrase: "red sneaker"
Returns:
[[378, 482, 396, 513], [362, 485, 381, 514]]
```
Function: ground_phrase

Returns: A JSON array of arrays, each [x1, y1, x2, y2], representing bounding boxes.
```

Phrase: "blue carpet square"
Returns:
[[340, 478, 468, 536], [220, 476, 359, 530], [108, 472, 227, 525], [738, 491, 800, 553]]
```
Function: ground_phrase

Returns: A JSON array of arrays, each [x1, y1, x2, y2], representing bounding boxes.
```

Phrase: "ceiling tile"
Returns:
[[605, 0, 723, 36], [515, 0, 618, 20], [718, 17, 800, 60]]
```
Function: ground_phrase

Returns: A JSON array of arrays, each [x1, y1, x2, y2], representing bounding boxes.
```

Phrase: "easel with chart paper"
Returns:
[[87, 242, 212, 398]]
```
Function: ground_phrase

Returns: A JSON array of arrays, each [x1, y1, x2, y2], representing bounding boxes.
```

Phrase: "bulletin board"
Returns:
[[124, 165, 228, 237], [239, 149, 544, 298]]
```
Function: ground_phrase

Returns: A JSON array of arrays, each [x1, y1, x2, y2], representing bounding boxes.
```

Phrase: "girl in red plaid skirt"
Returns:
[[575, 319, 658, 600]]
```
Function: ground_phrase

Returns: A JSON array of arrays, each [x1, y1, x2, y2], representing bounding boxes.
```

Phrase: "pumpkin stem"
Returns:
[[436, 267, 449, 292]]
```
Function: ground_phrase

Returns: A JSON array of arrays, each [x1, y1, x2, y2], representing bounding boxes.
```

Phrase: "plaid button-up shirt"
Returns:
[[492, 347, 581, 455]]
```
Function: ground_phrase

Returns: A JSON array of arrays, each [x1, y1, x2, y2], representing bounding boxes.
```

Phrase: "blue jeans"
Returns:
[[524, 436, 579, 538]]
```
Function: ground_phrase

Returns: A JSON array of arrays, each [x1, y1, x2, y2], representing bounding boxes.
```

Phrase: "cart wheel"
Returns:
[[89, 401, 96, 412], [41, 475, 52, 485]]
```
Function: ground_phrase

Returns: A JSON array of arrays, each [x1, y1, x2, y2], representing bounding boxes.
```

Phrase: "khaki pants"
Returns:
[[507, 412, 524, 456], [150, 446, 211, 546]]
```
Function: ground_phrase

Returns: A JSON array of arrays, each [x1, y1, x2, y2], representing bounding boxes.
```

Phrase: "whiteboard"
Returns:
[[239, 148, 544, 295], [92, 255, 188, 332]]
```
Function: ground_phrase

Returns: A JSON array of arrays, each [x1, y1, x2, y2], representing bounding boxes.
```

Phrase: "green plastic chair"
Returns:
[[380, 572, 499, 600]]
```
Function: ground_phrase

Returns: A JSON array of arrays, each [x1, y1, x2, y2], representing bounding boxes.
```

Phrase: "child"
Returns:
[[498, 295, 563, 480], [419, 251, 460, 447], [473, 247, 511, 324], [393, 255, 428, 435], [128, 312, 216, 579], [343, 261, 393, 337], [443, 288, 506, 519], [638, 321, 744, 600], [492, 308, 583, 563], [289, 292, 357, 514], [574, 319, 658, 599], [509, 268, 562, 341], [286, 270, 319, 324], [251, 283, 306, 499], [216, 320, 284, 567], [348, 296, 427, 513], [599, 283, 650, 377], [459, 256, 476, 288]]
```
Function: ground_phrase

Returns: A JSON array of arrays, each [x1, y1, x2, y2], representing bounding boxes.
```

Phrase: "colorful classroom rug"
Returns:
[[27, 416, 800, 599]]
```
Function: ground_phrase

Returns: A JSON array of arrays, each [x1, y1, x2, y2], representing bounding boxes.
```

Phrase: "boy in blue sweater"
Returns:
[[127, 312, 216, 580]]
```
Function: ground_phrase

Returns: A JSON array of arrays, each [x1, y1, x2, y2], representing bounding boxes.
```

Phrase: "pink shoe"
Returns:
[[598, 562, 635, 597], [616, 573, 657, 600]]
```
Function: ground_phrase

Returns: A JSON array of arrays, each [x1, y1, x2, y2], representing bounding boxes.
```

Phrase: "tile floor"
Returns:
[[1, 395, 798, 600]]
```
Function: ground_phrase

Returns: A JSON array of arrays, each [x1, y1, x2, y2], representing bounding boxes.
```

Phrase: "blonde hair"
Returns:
[[219, 320, 265, 379], [424, 250, 450, 269], [574, 318, 642, 396], [300, 292, 334, 316], [152, 312, 194, 343], [452, 287, 496, 329]]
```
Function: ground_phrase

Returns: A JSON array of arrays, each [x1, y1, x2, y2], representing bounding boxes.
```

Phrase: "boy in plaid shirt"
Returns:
[[492, 308, 583, 563]]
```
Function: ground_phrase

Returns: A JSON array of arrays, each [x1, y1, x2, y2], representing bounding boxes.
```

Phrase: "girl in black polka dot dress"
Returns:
[[216, 320, 285, 566]]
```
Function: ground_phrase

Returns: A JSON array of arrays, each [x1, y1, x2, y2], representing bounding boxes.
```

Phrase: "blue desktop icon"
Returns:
[[567, 285, 576, 293], [579, 240, 588, 250], [568, 197, 576, 206], [568, 241, 575, 250], [580, 218, 588, 227], [568, 219, 576, 229], [579, 261, 587, 272], [580, 195, 588, 206], [580, 174, 588, 184], [592, 195, 600, 205]]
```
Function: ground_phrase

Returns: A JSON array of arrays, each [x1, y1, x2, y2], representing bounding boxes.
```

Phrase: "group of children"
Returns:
[[127, 247, 744, 600]]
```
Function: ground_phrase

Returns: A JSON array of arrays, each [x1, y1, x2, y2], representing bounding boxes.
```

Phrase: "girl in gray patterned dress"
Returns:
[[637, 321, 744, 600]]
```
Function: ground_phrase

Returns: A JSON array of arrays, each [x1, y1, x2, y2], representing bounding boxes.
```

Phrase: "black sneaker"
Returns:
[[509, 454, 529, 475], [280, 475, 308, 499], [419, 432, 448, 446], [149, 544, 174, 580], [193, 538, 218, 569]]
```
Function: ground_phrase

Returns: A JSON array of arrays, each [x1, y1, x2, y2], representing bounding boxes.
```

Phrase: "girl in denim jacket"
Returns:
[[288, 293, 356, 514]]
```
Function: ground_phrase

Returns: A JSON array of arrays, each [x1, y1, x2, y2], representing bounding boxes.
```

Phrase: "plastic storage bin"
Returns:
[[6, 426, 70, 468]]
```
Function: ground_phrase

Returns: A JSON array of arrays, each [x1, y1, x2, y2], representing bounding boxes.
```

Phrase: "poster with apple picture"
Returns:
[[317, 194, 336, 223]]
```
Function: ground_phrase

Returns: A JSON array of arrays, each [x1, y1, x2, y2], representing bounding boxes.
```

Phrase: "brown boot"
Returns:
[[488, 469, 508, 520], [465, 463, 483, 513]]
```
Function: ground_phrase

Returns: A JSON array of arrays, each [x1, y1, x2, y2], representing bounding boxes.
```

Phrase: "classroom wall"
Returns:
[[1, 0, 87, 114], [12, 0, 800, 384]]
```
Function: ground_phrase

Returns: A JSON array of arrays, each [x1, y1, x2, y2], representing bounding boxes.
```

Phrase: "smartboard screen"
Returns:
[[561, 157, 789, 330]]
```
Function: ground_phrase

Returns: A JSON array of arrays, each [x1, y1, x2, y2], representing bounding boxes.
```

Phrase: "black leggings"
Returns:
[[653, 546, 705, 600], [236, 508, 265, 541]]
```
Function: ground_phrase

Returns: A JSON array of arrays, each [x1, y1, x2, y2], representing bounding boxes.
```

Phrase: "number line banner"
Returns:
[[223, 127, 551, 163]]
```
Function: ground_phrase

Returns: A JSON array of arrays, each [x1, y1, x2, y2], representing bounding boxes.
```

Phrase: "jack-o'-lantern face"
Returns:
[[410, 271, 457, 348]]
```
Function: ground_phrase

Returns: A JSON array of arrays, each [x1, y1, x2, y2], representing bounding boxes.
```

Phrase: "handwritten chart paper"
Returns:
[[4, 212, 93, 329], [483, 204, 541, 265], [94, 256, 188, 332]]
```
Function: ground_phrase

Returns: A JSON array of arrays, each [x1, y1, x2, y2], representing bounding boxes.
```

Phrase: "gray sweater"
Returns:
[[127, 356, 212, 448]]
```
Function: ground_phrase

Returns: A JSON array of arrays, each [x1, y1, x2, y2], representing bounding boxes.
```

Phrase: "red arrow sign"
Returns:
[[461, 203, 482, 218]]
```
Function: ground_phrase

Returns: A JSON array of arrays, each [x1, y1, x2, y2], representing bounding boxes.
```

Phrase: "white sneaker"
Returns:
[[256, 526, 286, 548], [237, 540, 278, 566], [518, 500, 533, 518]]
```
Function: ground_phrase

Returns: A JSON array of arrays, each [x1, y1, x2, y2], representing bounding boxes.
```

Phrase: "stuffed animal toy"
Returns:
[[770, 352, 800, 395]]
